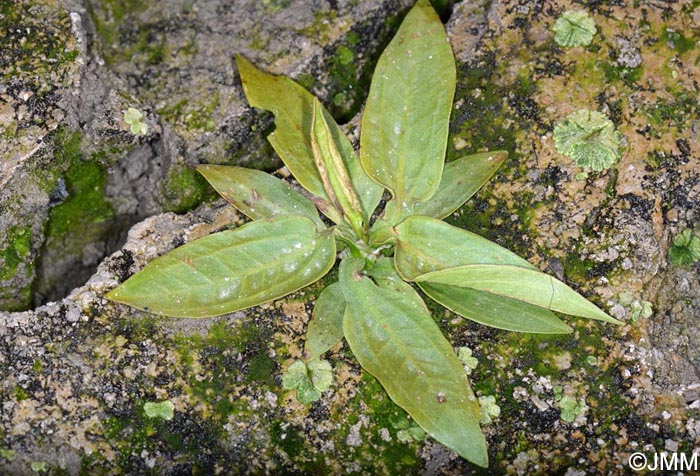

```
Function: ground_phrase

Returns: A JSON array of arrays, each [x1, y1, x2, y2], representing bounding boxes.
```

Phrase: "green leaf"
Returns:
[[0, 448, 16, 462], [419, 282, 572, 333], [553, 109, 621, 171], [282, 359, 334, 404], [338, 257, 487, 467], [414, 151, 507, 219], [143, 400, 175, 420], [629, 300, 653, 322], [365, 256, 417, 298], [668, 228, 700, 267], [397, 426, 426, 443], [124, 107, 148, 135], [457, 347, 478, 374], [558, 395, 587, 422], [414, 264, 621, 325], [310, 97, 366, 235], [360, 0, 455, 213], [235, 55, 382, 221], [478, 395, 500, 425], [30, 461, 48, 473], [553, 10, 596, 48], [197, 165, 324, 228], [106, 216, 336, 317], [394, 215, 536, 281], [304, 282, 345, 360], [368, 219, 395, 247]]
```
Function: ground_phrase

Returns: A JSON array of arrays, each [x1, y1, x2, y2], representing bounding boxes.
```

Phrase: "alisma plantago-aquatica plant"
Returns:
[[106, 0, 621, 466]]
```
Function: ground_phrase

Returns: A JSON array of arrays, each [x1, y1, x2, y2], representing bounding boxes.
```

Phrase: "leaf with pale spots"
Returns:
[[394, 216, 576, 332], [418, 282, 572, 333], [365, 256, 420, 300], [106, 216, 336, 317], [197, 164, 324, 228], [360, 0, 455, 219], [104, 0, 622, 468], [338, 256, 487, 467]]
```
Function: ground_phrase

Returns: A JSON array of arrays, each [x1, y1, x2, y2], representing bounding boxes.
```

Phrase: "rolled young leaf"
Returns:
[[197, 165, 324, 228], [414, 151, 507, 219], [339, 257, 488, 467], [394, 215, 536, 281], [106, 216, 336, 318], [236, 55, 383, 222], [414, 264, 621, 325], [360, 0, 456, 213], [419, 282, 572, 334], [310, 98, 366, 235], [304, 282, 346, 360]]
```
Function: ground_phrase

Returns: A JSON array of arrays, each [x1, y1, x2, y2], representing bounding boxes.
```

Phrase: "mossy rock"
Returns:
[[2, 1, 700, 474]]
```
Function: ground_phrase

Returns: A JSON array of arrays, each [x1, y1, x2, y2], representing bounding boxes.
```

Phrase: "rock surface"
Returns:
[[2, 0, 700, 475], [0, 0, 414, 310]]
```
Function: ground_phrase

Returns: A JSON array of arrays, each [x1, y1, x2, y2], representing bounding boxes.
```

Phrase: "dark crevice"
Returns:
[[32, 135, 169, 307]]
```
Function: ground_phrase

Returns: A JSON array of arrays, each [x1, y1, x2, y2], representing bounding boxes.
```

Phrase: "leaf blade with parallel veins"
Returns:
[[106, 216, 336, 318], [310, 98, 366, 235]]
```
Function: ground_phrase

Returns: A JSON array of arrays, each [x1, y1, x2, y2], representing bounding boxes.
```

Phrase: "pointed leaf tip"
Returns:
[[106, 216, 336, 317], [235, 55, 382, 223], [415, 264, 621, 325], [419, 282, 573, 334]]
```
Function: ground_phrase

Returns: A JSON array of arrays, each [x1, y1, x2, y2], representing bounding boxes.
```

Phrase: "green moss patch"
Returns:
[[173, 319, 276, 422], [158, 92, 220, 133], [29, 128, 124, 304], [0, 227, 32, 281], [44, 161, 113, 239], [161, 165, 219, 213], [448, 55, 520, 159], [314, 372, 421, 475]]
